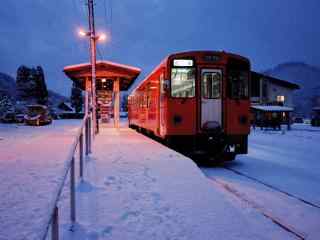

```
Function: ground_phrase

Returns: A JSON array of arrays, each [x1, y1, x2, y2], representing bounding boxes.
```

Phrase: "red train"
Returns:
[[128, 51, 250, 161]]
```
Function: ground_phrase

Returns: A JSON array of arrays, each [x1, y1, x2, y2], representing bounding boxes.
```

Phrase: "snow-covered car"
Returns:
[[293, 117, 304, 123], [15, 114, 25, 123], [24, 105, 52, 126]]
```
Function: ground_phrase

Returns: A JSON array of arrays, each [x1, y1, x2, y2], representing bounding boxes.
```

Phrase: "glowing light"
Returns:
[[173, 59, 194, 67], [101, 78, 107, 83], [98, 33, 107, 42], [78, 29, 88, 37]]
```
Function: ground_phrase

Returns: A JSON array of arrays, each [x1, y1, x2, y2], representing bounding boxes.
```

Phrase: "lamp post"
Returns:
[[78, 2, 107, 136]]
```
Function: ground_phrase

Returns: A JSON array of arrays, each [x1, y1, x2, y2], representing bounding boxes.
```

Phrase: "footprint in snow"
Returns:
[[101, 226, 113, 237], [120, 211, 140, 221], [104, 176, 117, 186]]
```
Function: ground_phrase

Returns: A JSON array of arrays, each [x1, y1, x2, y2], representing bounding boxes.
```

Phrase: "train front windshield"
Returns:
[[171, 59, 196, 98]]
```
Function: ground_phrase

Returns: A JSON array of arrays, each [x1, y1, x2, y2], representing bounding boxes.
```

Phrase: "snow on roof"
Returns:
[[251, 105, 294, 112], [64, 60, 141, 73]]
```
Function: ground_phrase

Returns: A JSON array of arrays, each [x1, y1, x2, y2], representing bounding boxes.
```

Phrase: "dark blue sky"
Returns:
[[0, 0, 319, 96]]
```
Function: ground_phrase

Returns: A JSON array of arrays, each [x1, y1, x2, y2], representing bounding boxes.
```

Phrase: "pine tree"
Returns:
[[70, 83, 83, 113], [35, 66, 48, 104], [16, 65, 32, 101], [16, 65, 49, 105]]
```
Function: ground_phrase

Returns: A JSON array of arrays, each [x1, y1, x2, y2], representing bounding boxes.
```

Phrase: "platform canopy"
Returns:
[[63, 60, 141, 91]]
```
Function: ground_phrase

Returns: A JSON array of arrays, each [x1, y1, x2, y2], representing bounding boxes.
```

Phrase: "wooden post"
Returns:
[[113, 77, 120, 129], [70, 157, 76, 226], [85, 118, 89, 156], [79, 133, 84, 179], [52, 206, 59, 240], [287, 112, 291, 131], [88, 116, 92, 154]]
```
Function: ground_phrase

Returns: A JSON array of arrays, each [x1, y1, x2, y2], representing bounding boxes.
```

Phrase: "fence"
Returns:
[[40, 114, 92, 240]]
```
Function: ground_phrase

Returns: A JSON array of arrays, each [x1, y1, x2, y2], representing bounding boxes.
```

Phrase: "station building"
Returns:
[[250, 71, 300, 129]]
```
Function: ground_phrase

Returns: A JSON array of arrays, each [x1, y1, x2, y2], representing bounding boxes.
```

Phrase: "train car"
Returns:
[[128, 51, 250, 161]]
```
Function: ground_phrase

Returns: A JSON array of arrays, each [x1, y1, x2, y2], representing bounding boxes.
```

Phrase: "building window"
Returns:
[[277, 95, 285, 103]]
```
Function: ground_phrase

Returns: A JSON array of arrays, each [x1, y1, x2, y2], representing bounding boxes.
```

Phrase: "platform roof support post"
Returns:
[[84, 77, 89, 117], [114, 77, 120, 129]]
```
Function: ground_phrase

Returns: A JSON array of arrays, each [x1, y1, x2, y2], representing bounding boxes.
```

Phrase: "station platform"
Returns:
[[60, 123, 294, 240]]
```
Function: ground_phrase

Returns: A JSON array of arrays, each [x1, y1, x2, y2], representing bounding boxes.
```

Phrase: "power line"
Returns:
[[97, 45, 104, 60], [102, 0, 113, 58]]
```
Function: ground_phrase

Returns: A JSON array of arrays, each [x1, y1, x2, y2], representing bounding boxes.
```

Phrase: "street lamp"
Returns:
[[78, 29, 107, 42], [78, 27, 107, 135]]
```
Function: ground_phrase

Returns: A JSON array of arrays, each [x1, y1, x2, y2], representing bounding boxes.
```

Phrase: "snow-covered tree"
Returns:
[[16, 65, 48, 104], [35, 66, 48, 104], [70, 82, 83, 113], [0, 92, 14, 116], [16, 65, 34, 101]]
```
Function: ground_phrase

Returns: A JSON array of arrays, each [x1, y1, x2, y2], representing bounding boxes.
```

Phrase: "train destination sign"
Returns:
[[173, 59, 194, 67]]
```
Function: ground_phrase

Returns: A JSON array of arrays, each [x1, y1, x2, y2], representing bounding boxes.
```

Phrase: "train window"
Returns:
[[202, 72, 221, 99], [171, 68, 195, 98], [228, 70, 249, 99]]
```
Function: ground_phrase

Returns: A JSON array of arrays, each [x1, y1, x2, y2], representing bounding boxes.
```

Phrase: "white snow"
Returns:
[[0, 120, 81, 240], [251, 105, 294, 112], [64, 61, 141, 73], [58, 123, 297, 240], [1, 121, 319, 240], [202, 123, 320, 239]]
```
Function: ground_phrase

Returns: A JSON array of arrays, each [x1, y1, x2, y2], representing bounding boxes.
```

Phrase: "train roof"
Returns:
[[167, 50, 250, 62], [130, 50, 250, 95]]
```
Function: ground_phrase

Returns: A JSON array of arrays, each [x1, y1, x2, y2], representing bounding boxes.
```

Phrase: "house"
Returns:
[[250, 71, 300, 130]]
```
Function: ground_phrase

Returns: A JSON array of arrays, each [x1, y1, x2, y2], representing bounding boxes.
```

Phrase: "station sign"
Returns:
[[173, 59, 194, 67]]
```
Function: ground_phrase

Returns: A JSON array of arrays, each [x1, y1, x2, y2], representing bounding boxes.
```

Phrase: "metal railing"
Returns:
[[40, 114, 92, 240]]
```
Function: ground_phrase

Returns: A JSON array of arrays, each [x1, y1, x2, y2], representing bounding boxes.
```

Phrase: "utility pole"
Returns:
[[87, 0, 99, 135]]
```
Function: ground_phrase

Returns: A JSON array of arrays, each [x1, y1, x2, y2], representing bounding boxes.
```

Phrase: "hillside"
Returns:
[[0, 73, 16, 96], [264, 62, 320, 117]]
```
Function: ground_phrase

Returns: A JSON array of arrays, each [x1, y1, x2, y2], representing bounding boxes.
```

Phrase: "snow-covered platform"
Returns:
[[0, 120, 82, 240], [2, 121, 317, 240], [60, 124, 297, 240]]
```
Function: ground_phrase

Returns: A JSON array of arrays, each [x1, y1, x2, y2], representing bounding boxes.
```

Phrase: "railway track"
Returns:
[[223, 166, 320, 210], [203, 167, 320, 240]]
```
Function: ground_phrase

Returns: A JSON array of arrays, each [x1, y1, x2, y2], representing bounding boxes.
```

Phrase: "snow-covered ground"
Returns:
[[202, 124, 320, 239], [1, 121, 319, 240], [0, 120, 81, 240], [58, 124, 299, 240]]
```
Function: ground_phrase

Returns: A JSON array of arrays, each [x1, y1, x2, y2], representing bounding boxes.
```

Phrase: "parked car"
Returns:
[[24, 105, 52, 126], [15, 114, 25, 123], [293, 117, 304, 123]]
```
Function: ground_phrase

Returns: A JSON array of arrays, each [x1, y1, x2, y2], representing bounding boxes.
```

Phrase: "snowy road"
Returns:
[[0, 120, 81, 240], [202, 124, 320, 240]]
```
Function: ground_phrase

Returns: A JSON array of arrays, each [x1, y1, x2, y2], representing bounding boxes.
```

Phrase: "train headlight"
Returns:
[[173, 115, 182, 125], [239, 115, 248, 125]]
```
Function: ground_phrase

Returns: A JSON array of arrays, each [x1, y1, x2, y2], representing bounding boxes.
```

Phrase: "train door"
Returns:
[[200, 69, 222, 128], [159, 73, 166, 136]]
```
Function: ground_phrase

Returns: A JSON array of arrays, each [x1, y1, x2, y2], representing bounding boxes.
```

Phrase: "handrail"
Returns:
[[40, 114, 92, 240]]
